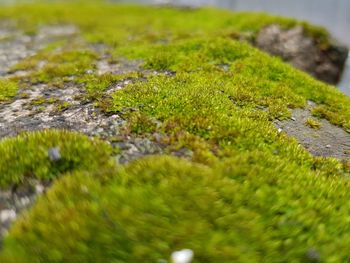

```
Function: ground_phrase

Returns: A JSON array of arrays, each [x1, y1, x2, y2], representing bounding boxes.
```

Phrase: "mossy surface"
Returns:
[[0, 130, 114, 187], [0, 1, 350, 262], [2, 156, 350, 262], [0, 79, 18, 101]]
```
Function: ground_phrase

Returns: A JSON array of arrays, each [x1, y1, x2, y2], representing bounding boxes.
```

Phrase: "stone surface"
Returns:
[[0, 179, 50, 241], [0, 24, 166, 240], [274, 107, 350, 159], [256, 24, 348, 84], [0, 24, 77, 77]]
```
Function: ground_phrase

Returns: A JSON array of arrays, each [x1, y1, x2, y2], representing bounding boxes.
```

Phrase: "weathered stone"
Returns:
[[256, 24, 348, 84]]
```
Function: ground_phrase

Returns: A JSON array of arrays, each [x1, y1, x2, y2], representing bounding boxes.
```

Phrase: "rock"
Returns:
[[48, 147, 61, 162], [256, 24, 348, 84], [274, 107, 350, 160], [35, 184, 45, 194], [0, 209, 16, 223]]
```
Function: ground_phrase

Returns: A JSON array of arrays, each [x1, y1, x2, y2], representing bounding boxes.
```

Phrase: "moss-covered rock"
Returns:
[[0, 1, 350, 262]]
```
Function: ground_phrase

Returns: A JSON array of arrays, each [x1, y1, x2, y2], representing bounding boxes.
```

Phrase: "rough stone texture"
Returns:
[[0, 76, 165, 239], [0, 24, 77, 77], [0, 179, 49, 241], [274, 105, 350, 160], [0, 25, 167, 240], [96, 59, 143, 75], [0, 81, 121, 137], [256, 24, 348, 84]]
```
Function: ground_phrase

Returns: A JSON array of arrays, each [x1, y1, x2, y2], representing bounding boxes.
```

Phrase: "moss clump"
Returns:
[[75, 72, 140, 100], [2, 156, 350, 262], [0, 78, 18, 101], [29, 50, 97, 84], [305, 118, 322, 129], [0, 129, 115, 187]]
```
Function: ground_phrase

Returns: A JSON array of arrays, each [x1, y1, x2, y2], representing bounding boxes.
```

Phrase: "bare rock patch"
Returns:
[[275, 106, 350, 159]]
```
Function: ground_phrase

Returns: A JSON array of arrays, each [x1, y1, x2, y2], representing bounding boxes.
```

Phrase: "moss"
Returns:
[[30, 96, 46, 106], [54, 101, 72, 112], [75, 72, 140, 99], [2, 156, 350, 262], [305, 118, 322, 129], [0, 2, 330, 48], [0, 129, 115, 187], [0, 78, 18, 101], [0, 2, 350, 262], [29, 50, 97, 84]]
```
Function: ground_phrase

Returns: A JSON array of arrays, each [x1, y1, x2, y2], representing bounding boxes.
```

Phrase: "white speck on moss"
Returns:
[[171, 249, 194, 263]]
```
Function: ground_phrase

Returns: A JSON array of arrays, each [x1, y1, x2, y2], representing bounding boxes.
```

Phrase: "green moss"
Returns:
[[29, 50, 97, 84], [0, 2, 330, 48], [0, 78, 18, 101], [2, 156, 350, 262], [0, 2, 350, 262], [30, 96, 46, 106], [305, 118, 322, 129], [76, 72, 140, 99], [53, 101, 72, 112], [0, 129, 115, 187]]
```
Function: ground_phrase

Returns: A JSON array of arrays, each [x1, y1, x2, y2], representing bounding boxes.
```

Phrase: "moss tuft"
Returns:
[[0, 129, 115, 187], [0, 78, 18, 101], [305, 118, 322, 129]]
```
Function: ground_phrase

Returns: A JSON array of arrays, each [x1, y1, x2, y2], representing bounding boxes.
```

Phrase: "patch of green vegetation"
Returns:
[[305, 118, 322, 129], [2, 156, 350, 262], [9, 40, 68, 73], [0, 2, 330, 47], [0, 78, 18, 101], [76, 72, 140, 99], [54, 101, 71, 112], [30, 96, 46, 106], [0, 129, 115, 187], [116, 35, 350, 128], [29, 50, 97, 84], [1, 1, 350, 262]]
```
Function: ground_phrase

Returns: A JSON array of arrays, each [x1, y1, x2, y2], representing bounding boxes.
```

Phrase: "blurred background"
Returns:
[[2, 0, 349, 46], [115, 0, 350, 46], [118, 0, 350, 95], [1, 0, 350, 93]]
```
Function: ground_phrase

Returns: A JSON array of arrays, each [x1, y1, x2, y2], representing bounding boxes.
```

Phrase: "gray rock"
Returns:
[[48, 147, 61, 162], [256, 24, 348, 84]]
